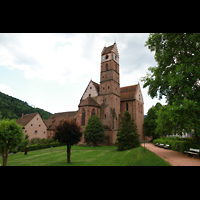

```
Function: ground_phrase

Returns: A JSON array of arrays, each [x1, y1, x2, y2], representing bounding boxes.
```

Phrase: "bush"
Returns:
[[21, 142, 64, 152], [153, 137, 200, 153], [29, 137, 41, 145]]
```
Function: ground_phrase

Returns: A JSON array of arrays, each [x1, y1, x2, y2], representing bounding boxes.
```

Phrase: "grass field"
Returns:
[[0, 145, 171, 166]]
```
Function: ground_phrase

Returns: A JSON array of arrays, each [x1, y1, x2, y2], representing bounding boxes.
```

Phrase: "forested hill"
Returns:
[[0, 92, 52, 121]]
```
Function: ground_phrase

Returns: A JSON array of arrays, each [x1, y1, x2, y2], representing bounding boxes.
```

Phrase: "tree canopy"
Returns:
[[0, 91, 52, 121], [143, 103, 162, 139], [142, 33, 200, 140], [54, 120, 82, 163], [0, 119, 23, 166]]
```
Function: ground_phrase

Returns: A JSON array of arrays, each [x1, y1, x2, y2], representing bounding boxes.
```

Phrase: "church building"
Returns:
[[45, 42, 145, 144]]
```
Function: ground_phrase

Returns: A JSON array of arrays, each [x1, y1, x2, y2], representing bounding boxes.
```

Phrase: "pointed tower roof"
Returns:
[[101, 42, 119, 57]]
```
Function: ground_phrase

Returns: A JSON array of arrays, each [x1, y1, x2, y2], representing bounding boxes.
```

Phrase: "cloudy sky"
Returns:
[[0, 33, 166, 115]]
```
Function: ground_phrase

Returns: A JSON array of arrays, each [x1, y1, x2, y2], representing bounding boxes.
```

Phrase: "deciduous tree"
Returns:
[[54, 120, 82, 163], [141, 33, 200, 140], [143, 103, 162, 139], [0, 119, 23, 166]]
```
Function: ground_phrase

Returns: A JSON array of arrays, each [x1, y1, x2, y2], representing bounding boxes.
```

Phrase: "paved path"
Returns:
[[141, 143, 200, 166]]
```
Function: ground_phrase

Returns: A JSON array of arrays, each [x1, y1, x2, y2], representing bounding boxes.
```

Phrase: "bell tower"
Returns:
[[100, 42, 120, 97], [99, 42, 120, 139]]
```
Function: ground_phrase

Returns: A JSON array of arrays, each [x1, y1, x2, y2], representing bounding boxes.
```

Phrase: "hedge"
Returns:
[[21, 142, 64, 152], [153, 137, 200, 154]]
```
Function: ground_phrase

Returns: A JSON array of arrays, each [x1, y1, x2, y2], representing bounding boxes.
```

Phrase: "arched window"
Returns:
[[91, 108, 95, 116], [82, 108, 85, 126]]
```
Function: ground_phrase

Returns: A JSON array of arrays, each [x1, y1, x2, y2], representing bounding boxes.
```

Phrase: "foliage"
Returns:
[[143, 102, 162, 139], [0, 119, 23, 166], [20, 142, 63, 152], [54, 120, 82, 163], [116, 110, 140, 151], [0, 91, 52, 121], [141, 33, 200, 140], [16, 134, 29, 152], [155, 99, 200, 140], [153, 137, 200, 154], [84, 115, 105, 146]]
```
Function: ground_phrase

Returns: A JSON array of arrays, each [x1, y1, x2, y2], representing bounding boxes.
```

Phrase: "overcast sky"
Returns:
[[0, 33, 167, 115]]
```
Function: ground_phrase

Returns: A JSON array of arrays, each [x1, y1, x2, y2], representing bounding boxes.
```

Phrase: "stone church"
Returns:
[[45, 42, 145, 144]]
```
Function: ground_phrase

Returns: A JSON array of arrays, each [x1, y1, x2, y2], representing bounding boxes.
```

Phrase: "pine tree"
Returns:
[[84, 115, 105, 146], [116, 110, 140, 151]]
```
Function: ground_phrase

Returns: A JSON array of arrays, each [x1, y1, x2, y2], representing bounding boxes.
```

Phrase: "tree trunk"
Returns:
[[67, 144, 71, 163], [2, 146, 9, 166]]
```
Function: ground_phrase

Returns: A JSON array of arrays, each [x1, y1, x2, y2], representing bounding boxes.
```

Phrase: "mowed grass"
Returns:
[[1, 145, 171, 166]]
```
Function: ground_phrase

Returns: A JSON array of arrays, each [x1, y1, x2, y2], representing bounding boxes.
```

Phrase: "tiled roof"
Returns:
[[102, 44, 115, 55], [45, 111, 77, 130], [79, 96, 100, 107], [120, 84, 138, 101], [16, 113, 38, 127]]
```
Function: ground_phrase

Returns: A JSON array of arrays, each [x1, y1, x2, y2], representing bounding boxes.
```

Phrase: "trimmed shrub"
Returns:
[[153, 137, 200, 154], [21, 142, 64, 152]]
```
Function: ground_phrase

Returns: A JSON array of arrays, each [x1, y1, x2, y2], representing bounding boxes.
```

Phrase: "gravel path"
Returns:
[[141, 143, 200, 166]]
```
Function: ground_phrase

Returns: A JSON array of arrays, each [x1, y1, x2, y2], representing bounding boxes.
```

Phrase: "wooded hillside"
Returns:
[[0, 92, 52, 121]]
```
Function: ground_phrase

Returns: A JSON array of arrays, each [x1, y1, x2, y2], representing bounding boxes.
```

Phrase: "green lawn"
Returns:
[[1, 145, 171, 166]]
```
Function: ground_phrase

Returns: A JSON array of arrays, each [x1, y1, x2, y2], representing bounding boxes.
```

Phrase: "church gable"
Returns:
[[135, 83, 144, 103], [81, 80, 99, 101]]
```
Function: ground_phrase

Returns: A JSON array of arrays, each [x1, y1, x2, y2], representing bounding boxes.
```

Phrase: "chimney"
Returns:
[[22, 113, 24, 118]]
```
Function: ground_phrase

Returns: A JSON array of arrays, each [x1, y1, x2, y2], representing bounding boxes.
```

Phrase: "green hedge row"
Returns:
[[153, 137, 200, 153], [21, 142, 64, 152]]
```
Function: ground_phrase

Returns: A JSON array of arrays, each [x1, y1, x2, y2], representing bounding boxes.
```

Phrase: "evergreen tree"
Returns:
[[84, 115, 105, 146], [116, 110, 140, 151]]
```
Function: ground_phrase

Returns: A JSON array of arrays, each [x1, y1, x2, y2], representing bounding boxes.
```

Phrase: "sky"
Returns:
[[0, 33, 167, 115]]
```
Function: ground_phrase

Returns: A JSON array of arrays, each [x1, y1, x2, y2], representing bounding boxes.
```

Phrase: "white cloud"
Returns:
[[0, 33, 164, 114], [0, 84, 12, 96]]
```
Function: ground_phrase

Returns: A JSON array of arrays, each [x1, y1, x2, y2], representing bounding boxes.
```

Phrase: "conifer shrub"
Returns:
[[116, 111, 140, 151]]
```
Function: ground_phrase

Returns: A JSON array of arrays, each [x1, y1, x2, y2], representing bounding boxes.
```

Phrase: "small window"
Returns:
[[25, 130, 27, 133], [37, 118, 38, 120], [106, 55, 108, 59], [106, 63, 108, 70], [108, 86, 109, 89], [126, 103, 128, 111], [103, 87, 104, 90], [91, 109, 95, 116], [105, 114, 106, 118], [89, 94, 91, 97], [90, 87, 92, 89], [35, 130, 38, 134], [31, 124, 33, 126], [39, 124, 41, 127], [43, 131, 45, 134]]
